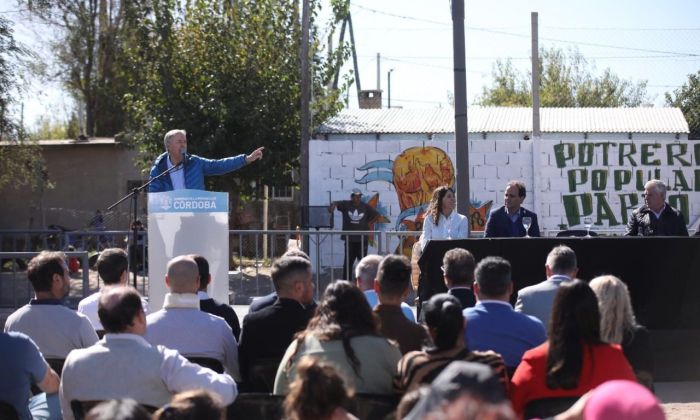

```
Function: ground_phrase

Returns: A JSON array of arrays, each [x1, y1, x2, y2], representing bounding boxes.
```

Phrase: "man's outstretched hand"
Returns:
[[245, 146, 265, 164]]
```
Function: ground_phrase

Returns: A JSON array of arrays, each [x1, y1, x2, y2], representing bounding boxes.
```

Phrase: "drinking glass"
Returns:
[[522, 216, 532, 238], [583, 217, 593, 237]]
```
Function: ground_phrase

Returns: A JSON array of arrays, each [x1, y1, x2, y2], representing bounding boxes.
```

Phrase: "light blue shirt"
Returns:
[[167, 155, 186, 190], [363, 290, 416, 323]]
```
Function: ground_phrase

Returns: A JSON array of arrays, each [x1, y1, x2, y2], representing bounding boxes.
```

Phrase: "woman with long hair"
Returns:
[[510, 280, 636, 417], [283, 356, 357, 420], [395, 294, 508, 393], [273, 281, 401, 395], [590, 275, 654, 389], [419, 186, 469, 250]]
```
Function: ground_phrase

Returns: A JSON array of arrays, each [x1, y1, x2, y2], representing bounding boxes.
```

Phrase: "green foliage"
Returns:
[[121, 0, 349, 197], [0, 16, 47, 191], [29, 112, 81, 140], [478, 47, 649, 107], [666, 71, 700, 139]]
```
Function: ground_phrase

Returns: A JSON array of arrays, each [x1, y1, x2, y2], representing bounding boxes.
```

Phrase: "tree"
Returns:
[[120, 0, 350, 196], [21, 0, 130, 137], [666, 71, 700, 139], [0, 16, 47, 191], [477, 47, 649, 107]]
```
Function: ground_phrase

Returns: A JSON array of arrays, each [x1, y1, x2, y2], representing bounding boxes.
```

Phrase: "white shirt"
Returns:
[[78, 290, 150, 331], [420, 211, 469, 250], [167, 154, 186, 190], [146, 293, 240, 380]]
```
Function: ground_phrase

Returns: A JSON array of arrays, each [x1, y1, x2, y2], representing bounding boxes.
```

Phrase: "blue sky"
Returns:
[[3, 0, 700, 127]]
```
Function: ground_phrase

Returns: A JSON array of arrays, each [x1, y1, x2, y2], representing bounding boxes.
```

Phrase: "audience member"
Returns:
[[85, 399, 151, 420], [153, 390, 225, 420], [4, 251, 98, 359], [515, 245, 577, 330], [238, 256, 315, 391], [554, 380, 664, 420], [0, 331, 60, 420], [374, 255, 428, 354], [78, 248, 149, 332], [441, 248, 476, 309], [419, 185, 469, 251], [396, 294, 508, 394], [405, 361, 515, 420], [355, 254, 415, 322], [283, 356, 358, 420], [463, 256, 546, 369], [590, 275, 654, 389], [191, 254, 241, 340], [59, 287, 236, 420], [145, 256, 240, 379], [248, 249, 314, 313], [395, 386, 429, 420], [274, 281, 401, 395], [510, 280, 636, 417]]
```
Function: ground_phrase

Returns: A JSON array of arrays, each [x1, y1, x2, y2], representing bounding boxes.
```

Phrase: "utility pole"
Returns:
[[347, 13, 362, 98], [377, 52, 381, 90], [452, 0, 470, 224], [300, 0, 311, 210], [531, 12, 541, 219], [388, 69, 394, 108]]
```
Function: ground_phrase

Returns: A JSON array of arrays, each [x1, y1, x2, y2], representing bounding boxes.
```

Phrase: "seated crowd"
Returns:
[[1, 244, 664, 420]]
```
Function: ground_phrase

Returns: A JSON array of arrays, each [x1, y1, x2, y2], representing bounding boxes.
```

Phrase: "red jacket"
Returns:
[[510, 342, 636, 416]]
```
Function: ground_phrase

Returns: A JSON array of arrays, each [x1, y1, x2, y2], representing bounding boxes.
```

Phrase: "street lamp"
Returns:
[[387, 68, 394, 109]]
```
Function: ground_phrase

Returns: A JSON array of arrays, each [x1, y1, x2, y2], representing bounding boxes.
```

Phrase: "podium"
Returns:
[[148, 190, 230, 311]]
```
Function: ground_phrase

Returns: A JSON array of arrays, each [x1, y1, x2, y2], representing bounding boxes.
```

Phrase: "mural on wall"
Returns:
[[553, 141, 698, 228], [357, 146, 491, 254], [363, 192, 391, 247]]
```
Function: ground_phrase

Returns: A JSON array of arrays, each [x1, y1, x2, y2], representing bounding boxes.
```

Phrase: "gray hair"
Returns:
[[164, 129, 186, 149], [645, 179, 667, 198], [545, 245, 577, 275], [355, 254, 383, 289]]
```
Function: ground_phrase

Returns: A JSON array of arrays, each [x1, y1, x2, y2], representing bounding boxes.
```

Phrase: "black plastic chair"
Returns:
[[523, 396, 580, 419], [348, 393, 400, 420], [0, 401, 19, 420], [556, 230, 597, 237], [226, 393, 284, 419], [185, 356, 224, 373], [245, 358, 281, 392], [71, 400, 158, 420]]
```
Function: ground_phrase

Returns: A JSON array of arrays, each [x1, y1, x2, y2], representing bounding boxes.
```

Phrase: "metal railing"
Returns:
[[0, 251, 90, 309]]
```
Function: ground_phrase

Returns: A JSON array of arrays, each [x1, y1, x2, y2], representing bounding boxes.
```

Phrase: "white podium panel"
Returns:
[[148, 190, 229, 311]]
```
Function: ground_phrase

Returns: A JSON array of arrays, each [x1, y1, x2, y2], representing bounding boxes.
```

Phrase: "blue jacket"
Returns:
[[484, 206, 540, 238], [463, 301, 546, 367], [148, 152, 247, 192]]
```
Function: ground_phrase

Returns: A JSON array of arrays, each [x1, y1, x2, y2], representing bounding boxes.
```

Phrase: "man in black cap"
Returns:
[[329, 188, 379, 280]]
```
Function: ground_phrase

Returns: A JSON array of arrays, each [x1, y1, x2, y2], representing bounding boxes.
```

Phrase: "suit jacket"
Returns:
[[249, 292, 318, 317], [148, 152, 247, 192], [374, 305, 428, 355], [484, 206, 540, 238], [463, 301, 546, 368], [514, 275, 571, 332], [625, 203, 688, 236], [238, 298, 312, 389], [200, 298, 241, 341], [448, 287, 476, 310]]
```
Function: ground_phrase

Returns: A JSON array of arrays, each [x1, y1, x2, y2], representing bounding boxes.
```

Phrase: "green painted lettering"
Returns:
[[578, 143, 594, 166], [667, 143, 691, 166], [595, 193, 619, 226], [636, 169, 661, 190], [594, 142, 614, 166], [614, 170, 632, 191], [618, 143, 637, 166], [567, 169, 588, 193], [563, 193, 593, 226], [554, 143, 575, 169], [673, 170, 691, 191], [641, 143, 662, 165], [591, 170, 608, 191]]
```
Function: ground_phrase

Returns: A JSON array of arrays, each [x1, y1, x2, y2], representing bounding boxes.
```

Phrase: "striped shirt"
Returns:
[[395, 346, 509, 394]]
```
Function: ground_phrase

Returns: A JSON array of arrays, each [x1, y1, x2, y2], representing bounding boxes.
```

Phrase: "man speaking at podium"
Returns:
[[149, 129, 264, 193]]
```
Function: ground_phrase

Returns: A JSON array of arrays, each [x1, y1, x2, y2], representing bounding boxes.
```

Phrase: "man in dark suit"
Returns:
[[237, 256, 314, 391], [442, 248, 476, 309], [248, 249, 315, 314], [485, 180, 540, 238], [191, 255, 241, 340], [625, 179, 688, 237]]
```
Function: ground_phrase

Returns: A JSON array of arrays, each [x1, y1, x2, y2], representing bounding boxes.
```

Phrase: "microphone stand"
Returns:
[[107, 158, 184, 288]]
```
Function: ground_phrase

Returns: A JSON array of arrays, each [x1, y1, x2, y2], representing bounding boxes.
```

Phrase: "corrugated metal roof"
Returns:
[[316, 107, 689, 134]]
